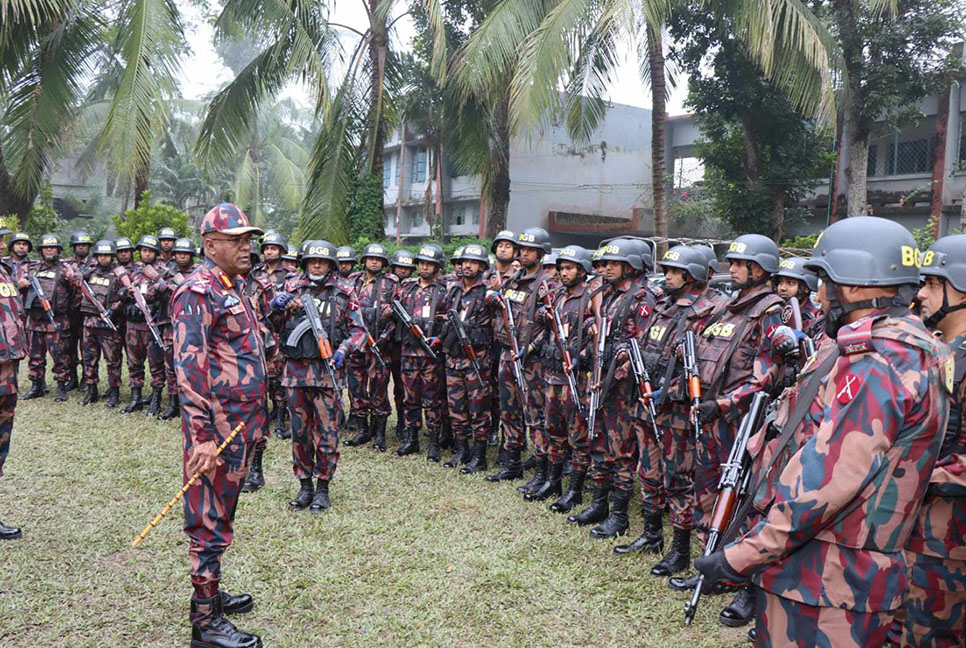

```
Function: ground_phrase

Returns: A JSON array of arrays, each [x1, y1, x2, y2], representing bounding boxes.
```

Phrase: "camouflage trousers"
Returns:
[[82, 326, 122, 388], [389, 343, 404, 420], [125, 325, 165, 390], [0, 362, 19, 477], [635, 404, 665, 518], [694, 416, 736, 537], [289, 386, 341, 481], [182, 426, 253, 599], [656, 405, 695, 530], [754, 589, 892, 648], [544, 380, 590, 471], [401, 355, 444, 435], [589, 389, 638, 492], [901, 551, 966, 648], [445, 355, 492, 444], [161, 324, 177, 395], [267, 352, 285, 410], [347, 350, 390, 418], [27, 322, 68, 382], [498, 352, 547, 454]]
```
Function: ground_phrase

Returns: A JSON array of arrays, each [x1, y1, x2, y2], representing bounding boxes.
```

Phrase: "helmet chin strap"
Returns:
[[924, 280, 966, 329], [666, 275, 692, 298], [733, 261, 769, 290], [825, 281, 916, 336]]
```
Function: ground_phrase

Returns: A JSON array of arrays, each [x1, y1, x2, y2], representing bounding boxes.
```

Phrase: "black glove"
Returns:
[[694, 551, 745, 594], [697, 399, 721, 423]]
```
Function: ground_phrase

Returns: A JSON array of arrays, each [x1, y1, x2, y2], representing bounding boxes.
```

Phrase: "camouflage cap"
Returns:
[[200, 203, 263, 237]]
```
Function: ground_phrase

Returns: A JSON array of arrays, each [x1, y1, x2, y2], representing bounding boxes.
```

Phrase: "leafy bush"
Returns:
[[112, 191, 193, 244]]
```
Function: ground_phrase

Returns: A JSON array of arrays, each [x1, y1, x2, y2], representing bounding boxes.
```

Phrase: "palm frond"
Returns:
[[0, 0, 69, 27], [264, 142, 305, 210], [234, 149, 258, 211]]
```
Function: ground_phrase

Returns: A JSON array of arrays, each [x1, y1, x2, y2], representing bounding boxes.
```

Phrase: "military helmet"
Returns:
[[390, 249, 416, 269], [597, 238, 642, 271], [542, 252, 558, 267], [38, 233, 62, 250], [659, 245, 708, 282], [516, 227, 551, 254], [415, 243, 445, 266], [460, 243, 489, 267], [804, 216, 919, 287], [260, 231, 288, 253], [10, 232, 32, 251], [919, 234, 966, 293], [92, 239, 115, 256], [282, 245, 298, 262], [622, 238, 652, 271], [114, 237, 134, 252], [692, 244, 720, 274], [451, 246, 465, 263], [0, 218, 12, 237], [157, 226, 177, 241], [173, 237, 195, 255], [336, 246, 357, 264], [301, 240, 337, 268], [137, 234, 160, 252], [591, 246, 606, 268], [70, 231, 93, 247], [361, 242, 389, 263], [491, 229, 516, 252], [556, 245, 592, 274], [724, 234, 780, 274], [775, 256, 818, 292]]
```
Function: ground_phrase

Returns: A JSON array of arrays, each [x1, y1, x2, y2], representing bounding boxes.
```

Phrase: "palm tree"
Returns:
[[452, 0, 848, 244]]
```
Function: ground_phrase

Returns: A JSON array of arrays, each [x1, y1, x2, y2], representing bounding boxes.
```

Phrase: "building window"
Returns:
[[383, 153, 393, 187], [867, 144, 878, 178], [451, 204, 465, 227], [411, 147, 427, 183], [407, 208, 422, 229], [893, 139, 930, 175], [471, 203, 480, 225]]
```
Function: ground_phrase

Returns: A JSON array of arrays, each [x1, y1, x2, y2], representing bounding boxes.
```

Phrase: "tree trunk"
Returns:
[[134, 160, 150, 209], [771, 189, 787, 241], [930, 75, 951, 240], [647, 25, 668, 256], [845, 132, 870, 216], [485, 85, 511, 239], [834, 0, 869, 217], [366, 0, 387, 238], [828, 110, 846, 224]]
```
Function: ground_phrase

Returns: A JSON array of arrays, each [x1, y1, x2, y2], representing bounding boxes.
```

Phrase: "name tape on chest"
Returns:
[[650, 325, 667, 341], [0, 282, 16, 298], [702, 321, 736, 339], [504, 289, 527, 304]]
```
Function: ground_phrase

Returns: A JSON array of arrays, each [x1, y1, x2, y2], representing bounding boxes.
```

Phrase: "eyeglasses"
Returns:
[[207, 235, 252, 248]]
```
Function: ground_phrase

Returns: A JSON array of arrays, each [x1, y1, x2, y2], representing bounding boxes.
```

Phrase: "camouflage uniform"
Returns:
[[121, 261, 166, 391], [0, 260, 27, 478], [63, 248, 93, 385], [346, 269, 397, 428], [720, 312, 952, 648], [161, 261, 198, 404], [79, 264, 123, 389], [24, 258, 77, 384], [251, 260, 288, 419]]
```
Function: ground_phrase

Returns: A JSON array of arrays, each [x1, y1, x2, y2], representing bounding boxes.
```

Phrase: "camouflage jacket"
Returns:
[[388, 276, 447, 358], [80, 264, 123, 329], [24, 259, 77, 329], [597, 279, 656, 402], [171, 260, 268, 445], [533, 281, 594, 386], [0, 261, 26, 367], [439, 278, 493, 368], [348, 270, 398, 344], [493, 267, 558, 350], [724, 312, 952, 612]]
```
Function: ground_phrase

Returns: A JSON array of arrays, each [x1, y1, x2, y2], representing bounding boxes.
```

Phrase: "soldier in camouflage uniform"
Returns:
[[901, 235, 966, 648], [157, 226, 177, 266], [336, 246, 357, 279], [530, 245, 593, 506], [77, 240, 123, 407], [387, 250, 415, 442], [270, 240, 364, 512], [438, 243, 493, 472], [158, 238, 198, 420], [172, 203, 267, 648], [486, 228, 557, 484], [485, 230, 518, 454], [691, 244, 730, 307], [281, 245, 298, 274], [774, 256, 823, 336], [63, 230, 94, 391], [6, 233, 31, 354], [0, 226, 26, 540], [697, 216, 952, 648], [387, 244, 447, 461], [343, 243, 397, 450], [252, 232, 289, 437], [119, 235, 167, 414], [19, 234, 77, 402]]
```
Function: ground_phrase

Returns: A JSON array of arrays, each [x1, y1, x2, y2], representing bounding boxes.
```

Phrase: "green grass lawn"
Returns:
[[0, 366, 746, 648]]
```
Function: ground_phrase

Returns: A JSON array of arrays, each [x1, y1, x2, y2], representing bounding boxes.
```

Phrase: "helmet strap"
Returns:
[[924, 280, 966, 329], [734, 261, 768, 290], [825, 281, 914, 336]]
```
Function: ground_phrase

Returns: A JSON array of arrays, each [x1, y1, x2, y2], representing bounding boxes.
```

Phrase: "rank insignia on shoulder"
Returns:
[[189, 283, 207, 295], [217, 273, 233, 289], [944, 358, 955, 395], [837, 318, 874, 355], [223, 295, 240, 308]]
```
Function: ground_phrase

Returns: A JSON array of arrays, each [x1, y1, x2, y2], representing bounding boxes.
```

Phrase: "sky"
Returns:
[[178, 2, 690, 115]]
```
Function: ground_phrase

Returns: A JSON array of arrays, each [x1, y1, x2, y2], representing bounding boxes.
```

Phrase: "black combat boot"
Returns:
[[344, 415, 372, 447], [79, 383, 98, 406], [443, 438, 470, 468], [309, 479, 330, 513], [240, 450, 264, 493], [517, 455, 548, 495], [719, 583, 756, 628], [219, 591, 254, 616], [288, 478, 314, 510], [651, 527, 691, 576], [342, 413, 363, 436], [439, 420, 453, 450], [159, 394, 180, 420], [567, 486, 610, 526], [525, 460, 563, 502], [64, 368, 79, 391], [145, 387, 163, 417], [19, 379, 45, 400], [459, 442, 488, 474], [590, 489, 631, 539], [395, 418, 405, 443], [395, 426, 420, 456], [614, 511, 664, 556], [0, 520, 22, 540], [53, 381, 68, 402], [190, 594, 262, 648], [104, 386, 120, 408], [426, 427, 441, 463], [485, 447, 523, 482], [522, 453, 536, 471], [370, 416, 388, 452], [275, 407, 291, 440], [121, 387, 143, 413], [549, 470, 585, 513]]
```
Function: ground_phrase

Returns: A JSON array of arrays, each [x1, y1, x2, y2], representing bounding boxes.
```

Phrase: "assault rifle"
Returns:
[[498, 292, 528, 400], [391, 299, 438, 361], [540, 283, 582, 413], [78, 278, 118, 332], [28, 274, 59, 331], [683, 391, 769, 625], [587, 310, 608, 442], [349, 308, 387, 370], [114, 266, 165, 350], [683, 330, 701, 439], [628, 338, 661, 441], [299, 288, 338, 387], [447, 309, 483, 384]]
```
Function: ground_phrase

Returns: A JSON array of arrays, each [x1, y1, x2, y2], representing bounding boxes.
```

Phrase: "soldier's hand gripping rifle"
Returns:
[[113, 266, 166, 350], [28, 274, 59, 331], [348, 307, 387, 370], [498, 292, 529, 401], [587, 310, 608, 442], [447, 309, 484, 384], [629, 338, 661, 441], [299, 288, 339, 387], [683, 330, 702, 439], [78, 278, 118, 332], [683, 391, 769, 625], [789, 297, 816, 359], [391, 298, 439, 361], [540, 283, 582, 414]]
